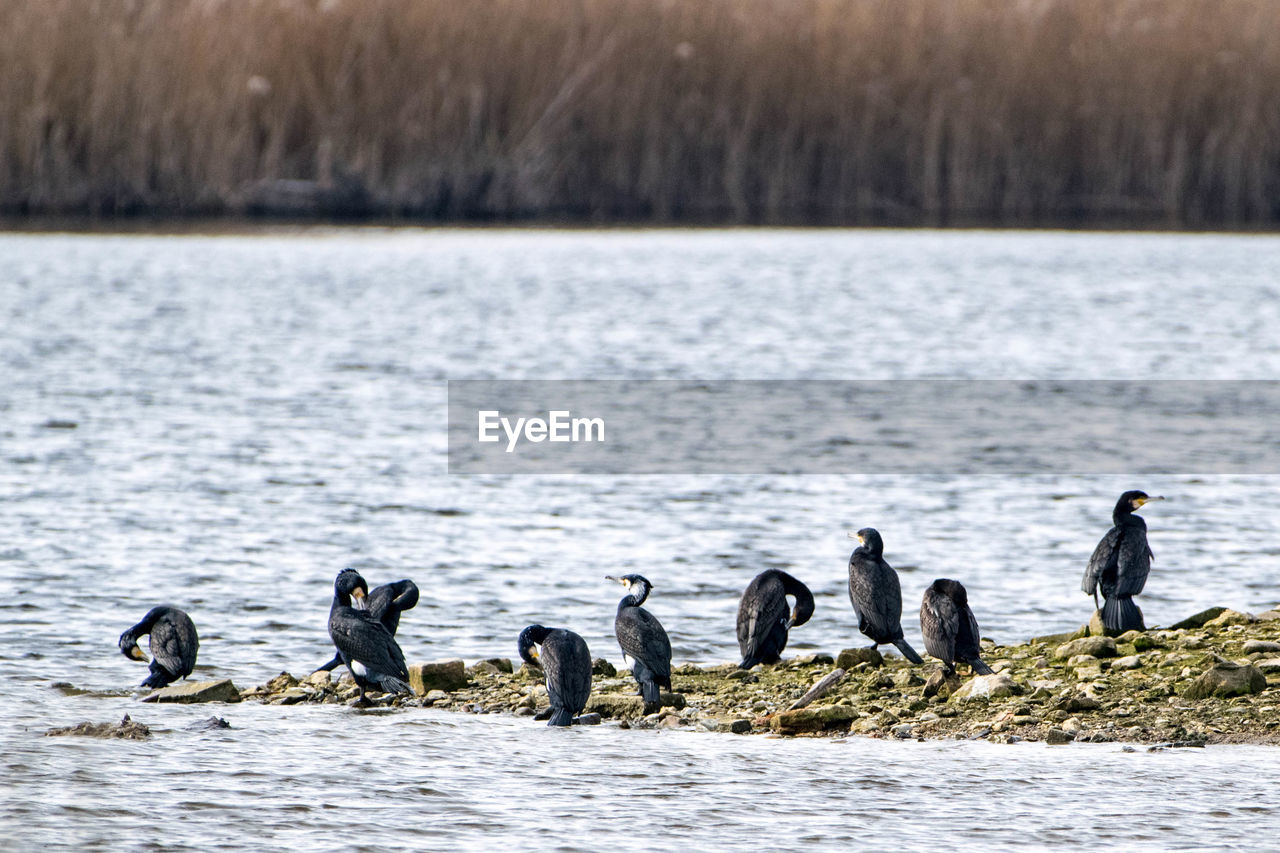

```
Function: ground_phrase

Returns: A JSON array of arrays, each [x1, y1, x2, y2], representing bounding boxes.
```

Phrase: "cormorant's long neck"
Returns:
[[618, 589, 648, 611], [784, 578, 816, 626]]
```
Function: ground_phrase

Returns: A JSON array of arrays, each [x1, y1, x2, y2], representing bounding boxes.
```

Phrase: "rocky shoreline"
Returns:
[[132, 605, 1280, 747]]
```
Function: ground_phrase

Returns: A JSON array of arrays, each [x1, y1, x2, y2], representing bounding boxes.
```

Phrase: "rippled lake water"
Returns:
[[4, 228, 1280, 850]]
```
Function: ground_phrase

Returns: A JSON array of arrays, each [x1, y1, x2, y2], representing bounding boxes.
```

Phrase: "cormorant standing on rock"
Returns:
[[607, 574, 672, 714], [517, 625, 592, 726], [736, 569, 815, 669], [1082, 490, 1163, 633], [919, 579, 993, 676], [328, 568, 413, 696], [316, 577, 418, 672], [118, 606, 199, 688], [847, 528, 924, 663]]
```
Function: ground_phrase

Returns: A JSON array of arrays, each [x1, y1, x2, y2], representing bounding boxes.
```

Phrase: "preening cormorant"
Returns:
[[1082, 490, 1163, 633], [317, 577, 418, 672], [118, 606, 199, 688], [919, 579, 993, 676], [736, 569, 815, 669], [517, 625, 592, 726], [847, 528, 924, 663], [328, 568, 413, 696], [607, 574, 672, 714]]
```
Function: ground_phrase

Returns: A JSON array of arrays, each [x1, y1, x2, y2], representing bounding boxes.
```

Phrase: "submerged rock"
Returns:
[[1182, 662, 1267, 699], [46, 715, 151, 740], [142, 679, 240, 704]]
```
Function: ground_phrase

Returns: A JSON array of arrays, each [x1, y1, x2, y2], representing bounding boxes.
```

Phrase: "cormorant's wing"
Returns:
[[543, 630, 592, 713], [330, 610, 409, 679], [850, 556, 904, 639], [616, 606, 672, 681], [738, 575, 788, 662], [150, 617, 190, 677], [1114, 524, 1152, 596], [1083, 527, 1120, 595], [920, 589, 958, 664], [366, 579, 419, 634], [955, 603, 983, 660]]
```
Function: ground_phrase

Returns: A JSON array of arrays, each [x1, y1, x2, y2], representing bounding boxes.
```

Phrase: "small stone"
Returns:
[[142, 679, 240, 704], [514, 707, 535, 716], [950, 673, 1024, 702], [836, 648, 884, 669], [1253, 658, 1280, 674], [658, 714, 686, 728], [1045, 728, 1074, 745], [1244, 640, 1280, 654], [306, 670, 333, 688], [728, 719, 752, 734], [1112, 655, 1143, 671], [1254, 610, 1280, 622], [1117, 631, 1156, 651], [1169, 607, 1228, 630], [592, 658, 617, 677], [587, 694, 647, 718], [923, 669, 961, 698], [479, 657, 514, 673], [575, 713, 603, 725], [408, 660, 468, 694], [468, 661, 504, 676], [272, 687, 311, 705], [1061, 717, 1083, 734], [264, 672, 298, 693], [661, 692, 687, 710], [1182, 662, 1267, 700], [1054, 636, 1118, 660], [726, 669, 755, 681], [893, 670, 924, 688], [1058, 695, 1101, 713], [1012, 715, 1039, 725], [919, 712, 940, 722], [891, 723, 914, 738], [1204, 609, 1253, 629], [772, 704, 857, 734]]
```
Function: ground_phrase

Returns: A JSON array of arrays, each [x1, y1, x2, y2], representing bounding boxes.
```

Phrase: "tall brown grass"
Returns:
[[2, 0, 1278, 226]]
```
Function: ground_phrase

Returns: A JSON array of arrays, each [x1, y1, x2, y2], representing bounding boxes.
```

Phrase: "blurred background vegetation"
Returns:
[[2, 0, 1277, 227]]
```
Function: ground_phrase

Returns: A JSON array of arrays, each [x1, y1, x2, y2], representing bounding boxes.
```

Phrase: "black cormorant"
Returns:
[[847, 528, 924, 663], [118, 606, 199, 688], [328, 568, 413, 696], [1082, 490, 1163, 633], [919, 579, 993, 676], [736, 569, 815, 669], [607, 574, 672, 714], [316, 578, 418, 672], [517, 625, 592, 726]]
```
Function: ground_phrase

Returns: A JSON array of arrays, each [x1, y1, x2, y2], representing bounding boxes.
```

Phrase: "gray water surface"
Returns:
[[3, 228, 1280, 850]]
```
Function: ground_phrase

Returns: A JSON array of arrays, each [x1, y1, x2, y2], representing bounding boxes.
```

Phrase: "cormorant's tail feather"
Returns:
[[316, 653, 342, 673], [1101, 597, 1145, 633], [374, 674, 414, 695], [893, 638, 925, 665], [547, 708, 575, 727], [968, 658, 995, 676]]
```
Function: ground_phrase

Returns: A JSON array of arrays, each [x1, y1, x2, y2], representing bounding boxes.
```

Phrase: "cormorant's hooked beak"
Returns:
[[352, 587, 368, 611], [127, 644, 148, 662], [847, 531, 865, 544], [605, 575, 627, 588], [1135, 495, 1166, 508]]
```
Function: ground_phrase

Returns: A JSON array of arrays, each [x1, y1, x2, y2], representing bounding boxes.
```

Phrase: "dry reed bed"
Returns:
[[1, 0, 1277, 225]]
